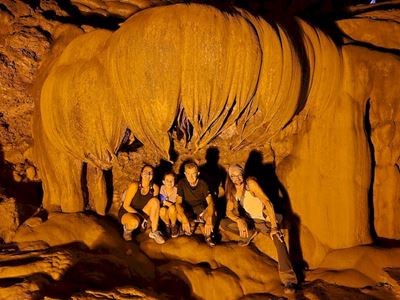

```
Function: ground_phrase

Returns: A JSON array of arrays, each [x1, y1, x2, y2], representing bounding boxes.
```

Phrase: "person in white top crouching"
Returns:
[[220, 164, 298, 294]]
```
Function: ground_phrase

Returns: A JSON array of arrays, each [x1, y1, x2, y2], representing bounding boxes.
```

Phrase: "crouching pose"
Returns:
[[221, 164, 297, 294], [118, 165, 165, 244], [176, 161, 215, 247], [159, 172, 179, 238]]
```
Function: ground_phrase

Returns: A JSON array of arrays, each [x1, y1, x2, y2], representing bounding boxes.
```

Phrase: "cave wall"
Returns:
[[33, 2, 381, 254], [0, 0, 399, 269]]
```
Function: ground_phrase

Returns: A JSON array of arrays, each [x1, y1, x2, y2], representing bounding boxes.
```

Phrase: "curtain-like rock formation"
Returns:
[[32, 3, 399, 260]]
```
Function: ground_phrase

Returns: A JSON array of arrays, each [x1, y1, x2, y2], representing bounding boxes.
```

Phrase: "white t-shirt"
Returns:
[[159, 185, 178, 204]]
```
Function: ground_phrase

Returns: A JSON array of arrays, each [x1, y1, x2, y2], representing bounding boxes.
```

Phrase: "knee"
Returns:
[[169, 205, 177, 214], [160, 207, 167, 217], [149, 197, 160, 208], [122, 213, 140, 229]]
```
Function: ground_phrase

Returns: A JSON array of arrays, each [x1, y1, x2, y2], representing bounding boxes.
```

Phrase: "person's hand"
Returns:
[[237, 219, 248, 238], [204, 223, 213, 236], [182, 222, 191, 235], [270, 227, 284, 242]]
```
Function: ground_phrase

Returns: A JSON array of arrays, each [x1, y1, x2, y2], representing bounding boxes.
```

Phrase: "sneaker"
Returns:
[[149, 230, 165, 244], [123, 226, 133, 241], [238, 230, 258, 247], [283, 282, 296, 295], [171, 224, 179, 238], [205, 236, 216, 247]]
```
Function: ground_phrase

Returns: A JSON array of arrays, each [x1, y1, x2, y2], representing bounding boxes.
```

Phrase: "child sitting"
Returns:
[[159, 172, 179, 238]]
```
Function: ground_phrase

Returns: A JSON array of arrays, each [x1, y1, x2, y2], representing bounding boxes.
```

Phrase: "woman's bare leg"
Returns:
[[160, 207, 169, 225], [143, 197, 160, 232], [121, 213, 140, 231], [169, 205, 177, 226]]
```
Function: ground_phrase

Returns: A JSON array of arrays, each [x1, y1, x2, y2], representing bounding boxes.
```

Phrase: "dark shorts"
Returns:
[[118, 207, 144, 224], [183, 203, 207, 219]]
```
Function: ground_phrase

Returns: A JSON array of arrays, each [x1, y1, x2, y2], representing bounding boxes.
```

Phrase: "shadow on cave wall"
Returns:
[[0, 143, 43, 225], [364, 99, 378, 242], [244, 150, 308, 281], [199, 147, 227, 230]]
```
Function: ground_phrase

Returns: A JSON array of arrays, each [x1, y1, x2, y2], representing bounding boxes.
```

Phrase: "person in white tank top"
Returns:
[[240, 190, 267, 221], [221, 164, 298, 294]]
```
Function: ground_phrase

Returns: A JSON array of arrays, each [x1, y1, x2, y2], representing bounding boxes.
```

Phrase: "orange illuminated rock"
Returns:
[[0, 197, 19, 242], [20, 0, 398, 278], [1, 1, 400, 298]]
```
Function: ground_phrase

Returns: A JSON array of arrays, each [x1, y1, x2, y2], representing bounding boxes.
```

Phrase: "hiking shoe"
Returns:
[[165, 224, 171, 238], [283, 282, 296, 295], [238, 230, 258, 247], [149, 230, 165, 244], [205, 236, 216, 247], [171, 224, 179, 238], [123, 226, 133, 241]]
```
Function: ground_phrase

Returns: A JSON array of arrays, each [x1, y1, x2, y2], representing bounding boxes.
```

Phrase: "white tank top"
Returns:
[[239, 190, 266, 221]]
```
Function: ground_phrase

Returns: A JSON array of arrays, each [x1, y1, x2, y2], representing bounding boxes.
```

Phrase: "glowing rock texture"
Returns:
[[36, 4, 304, 213], [1, 1, 399, 298], [34, 3, 400, 251]]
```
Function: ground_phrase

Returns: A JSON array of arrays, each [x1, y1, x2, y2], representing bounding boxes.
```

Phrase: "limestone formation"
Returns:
[[12, 212, 156, 282], [0, 0, 399, 299], [0, 197, 19, 242], [0, 213, 396, 299], [33, 2, 400, 253]]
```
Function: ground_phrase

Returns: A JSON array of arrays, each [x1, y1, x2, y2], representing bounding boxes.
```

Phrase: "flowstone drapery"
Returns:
[[33, 3, 400, 257]]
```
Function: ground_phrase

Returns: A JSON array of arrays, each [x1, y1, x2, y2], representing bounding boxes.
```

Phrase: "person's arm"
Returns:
[[204, 193, 214, 236], [247, 178, 277, 228], [176, 194, 190, 232], [205, 194, 214, 224], [122, 183, 139, 214], [226, 198, 249, 238], [247, 178, 282, 241], [152, 184, 159, 197], [226, 199, 241, 222], [160, 186, 174, 207]]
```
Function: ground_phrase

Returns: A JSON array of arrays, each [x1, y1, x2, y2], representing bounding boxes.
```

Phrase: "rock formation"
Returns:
[[33, 1, 400, 250], [0, 0, 399, 299]]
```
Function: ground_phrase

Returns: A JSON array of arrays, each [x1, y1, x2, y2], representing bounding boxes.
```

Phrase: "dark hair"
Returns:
[[163, 171, 176, 181]]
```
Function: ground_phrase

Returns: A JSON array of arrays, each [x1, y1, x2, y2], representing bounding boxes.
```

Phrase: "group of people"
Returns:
[[118, 160, 298, 293]]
